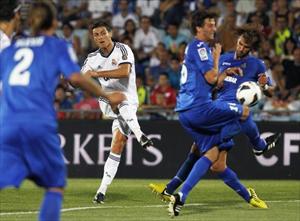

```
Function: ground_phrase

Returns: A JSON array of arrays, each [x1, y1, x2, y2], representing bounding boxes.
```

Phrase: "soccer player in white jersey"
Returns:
[[81, 21, 153, 203], [0, 0, 21, 95]]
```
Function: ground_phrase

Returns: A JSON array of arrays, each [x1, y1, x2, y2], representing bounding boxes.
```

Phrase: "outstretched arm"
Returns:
[[85, 63, 131, 79]]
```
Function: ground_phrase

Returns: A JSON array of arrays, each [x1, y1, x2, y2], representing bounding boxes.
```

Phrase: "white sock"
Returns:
[[97, 152, 121, 195], [118, 104, 143, 141]]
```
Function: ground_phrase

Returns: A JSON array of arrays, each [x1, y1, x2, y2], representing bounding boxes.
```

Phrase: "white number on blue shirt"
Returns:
[[9, 48, 34, 86], [180, 63, 188, 85]]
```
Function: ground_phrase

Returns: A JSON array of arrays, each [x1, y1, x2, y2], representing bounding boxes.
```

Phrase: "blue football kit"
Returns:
[[218, 52, 270, 151], [0, 35, 80, 188], [175, 39, 243, 153]]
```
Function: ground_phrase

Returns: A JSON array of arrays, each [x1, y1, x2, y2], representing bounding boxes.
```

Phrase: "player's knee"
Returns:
[[241, 106, 250, 120], [48, 187, 64, 194], [210, 164, 226, 172], [111, 135, 127, 154]]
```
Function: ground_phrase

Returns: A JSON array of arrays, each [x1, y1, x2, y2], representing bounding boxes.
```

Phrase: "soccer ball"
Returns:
[[236, 81, 262, 107]]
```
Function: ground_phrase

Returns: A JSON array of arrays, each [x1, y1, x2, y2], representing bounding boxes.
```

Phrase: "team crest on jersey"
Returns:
[[241, 63, 246, 68], [112, 59, 117, 66], [198, 47, 208, 61]]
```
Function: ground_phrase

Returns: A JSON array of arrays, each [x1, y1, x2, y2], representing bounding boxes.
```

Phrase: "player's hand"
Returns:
[[258, 73, 268, 86], [225, 67, 243, 76], [212, 43, 222, 60]]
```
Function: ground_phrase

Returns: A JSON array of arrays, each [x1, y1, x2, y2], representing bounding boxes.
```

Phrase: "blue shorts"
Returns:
[[179, 100, 242, 153], [0, 122, 66, 189]]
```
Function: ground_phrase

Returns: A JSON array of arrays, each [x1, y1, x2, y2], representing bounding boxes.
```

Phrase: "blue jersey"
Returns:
[[0, 35, 80, 123], [175, 39, 214, 112], [218, 52, 269, 102]]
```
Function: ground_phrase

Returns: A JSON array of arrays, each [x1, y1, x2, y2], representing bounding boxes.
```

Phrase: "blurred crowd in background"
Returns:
[[17, 0, 300, 120]]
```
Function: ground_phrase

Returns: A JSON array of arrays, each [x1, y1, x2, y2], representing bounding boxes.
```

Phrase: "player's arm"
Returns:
[[216, 67, 243, 89], [69, 73, 126, 105], [85, 63, 130, 79], [258, 73, 274, 97], [204, 43, 221, 85]]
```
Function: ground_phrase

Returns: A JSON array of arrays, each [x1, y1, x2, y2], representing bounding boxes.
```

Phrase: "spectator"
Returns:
[[134, 16, 159, 63], [282, 47, 300, 97], [112, 0, 138, 35], [271, 15, 291, 56], [163, 22, 188, 55], [121, 18, 136, 41], [149, 47, 171, 81], [73, 91, 100, 119], [88, 0, 113, 19], [167, 57, 181, 90], [281, 38, 297, 61], [150, 73, 177, 109], [247, 0, 270, 28], [136, 0, 160, 17], [152, 0, 185, 29], [136, 76, 148, 109], [59, 22, 82, 62]]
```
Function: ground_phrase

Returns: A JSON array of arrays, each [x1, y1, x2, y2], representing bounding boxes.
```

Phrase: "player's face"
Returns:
[[202, 18, 216, 41], [92, 26, 113, 49], [236, 36, 251, 59]]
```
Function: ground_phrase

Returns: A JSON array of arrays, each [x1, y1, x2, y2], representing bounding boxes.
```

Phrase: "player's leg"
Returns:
[[211, 150, 268, 208], [94, 125, 127, 203], [39, 188, 64, 221], [211, 151, 251, 202], [118, 102, 153, 148], [20, 122, 67, 221], [240, 115, 281, 155], [149, 143, 200, 201], [169, 146, 220, 217]]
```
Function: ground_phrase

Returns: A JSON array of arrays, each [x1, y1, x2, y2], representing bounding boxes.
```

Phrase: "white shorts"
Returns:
[[99, 98, 138, 137]]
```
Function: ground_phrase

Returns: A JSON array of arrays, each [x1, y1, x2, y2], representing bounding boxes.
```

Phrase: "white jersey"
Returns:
[[81, 42, 138, 106], [0, 29, 11, 52]]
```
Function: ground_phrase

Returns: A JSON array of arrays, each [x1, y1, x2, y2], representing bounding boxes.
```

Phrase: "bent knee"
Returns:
[[210, 164, 226, 173]]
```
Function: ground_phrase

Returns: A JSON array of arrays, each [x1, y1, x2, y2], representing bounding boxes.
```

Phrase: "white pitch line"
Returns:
[[0, 200, 299, 216]]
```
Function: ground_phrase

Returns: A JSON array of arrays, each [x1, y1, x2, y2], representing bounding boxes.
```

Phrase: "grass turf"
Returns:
[[0, 179, 299, 221]]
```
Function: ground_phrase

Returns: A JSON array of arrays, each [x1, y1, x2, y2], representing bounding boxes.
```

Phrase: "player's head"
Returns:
[[91, 21, 113, 49], [191, 11, 216, 41], [27, 1, 57, 36], [0, 0, 20, 22], [0, 0, 21, 35], [235, 26, 261, 58]]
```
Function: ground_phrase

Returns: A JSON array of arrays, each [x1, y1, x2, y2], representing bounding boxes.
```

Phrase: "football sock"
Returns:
[[97, 152, 121, 195], [218, 167, 250, 202], [240, 115, 267, 151], [39, 191, 62, 221], [179, 156, 212, 203], [166, 152, 199, 194], [118, 103, 143, 141]]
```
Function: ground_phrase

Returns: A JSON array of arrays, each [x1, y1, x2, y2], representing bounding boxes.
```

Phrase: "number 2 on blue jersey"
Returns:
[[9, 48, 34, 86]]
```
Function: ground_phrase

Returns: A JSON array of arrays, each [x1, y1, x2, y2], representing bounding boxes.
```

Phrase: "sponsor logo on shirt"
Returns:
[[222, 62, 231, 66], [224, 76, 237, 83]]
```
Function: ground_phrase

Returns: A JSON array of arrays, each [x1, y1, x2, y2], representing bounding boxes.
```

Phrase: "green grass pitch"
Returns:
[[0, 179, 299, 221]]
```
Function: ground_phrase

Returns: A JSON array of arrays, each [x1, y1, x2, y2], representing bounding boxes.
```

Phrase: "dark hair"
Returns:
[[0, 0, 19, 22], [236, 25, 262, 50], [27, 1, 56, 36], [91, 21, 112, 32], [191, 11, 216, 35], [62, 22, 74, 31]]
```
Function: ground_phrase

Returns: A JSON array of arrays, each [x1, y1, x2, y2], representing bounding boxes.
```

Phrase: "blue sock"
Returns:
[[240, 115, 266, 151], [179, 156, 212, 203], [39, 191, 63, 221], [218, 167, 250, 202], [166, 152, 199, 194]]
